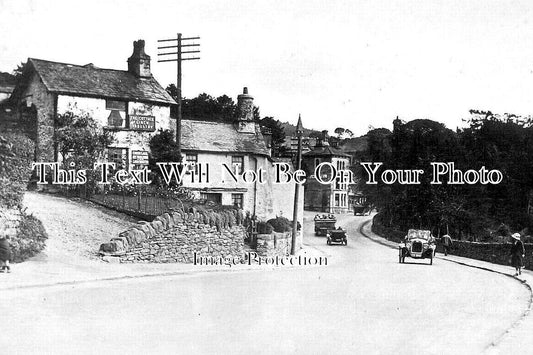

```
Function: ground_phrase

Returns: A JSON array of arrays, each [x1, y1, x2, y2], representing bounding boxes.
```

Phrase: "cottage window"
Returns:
[[232, 156, 244, 174], [185, 154, 198, 174], [107, 148, 128, 170], [232, 193, 244, 208], [334, 193, 340, 207], [200, 192, 222, 204], [106, 100, 126, 128]]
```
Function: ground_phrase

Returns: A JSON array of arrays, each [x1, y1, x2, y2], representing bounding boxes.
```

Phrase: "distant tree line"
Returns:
[[356, 111, 533, 241]]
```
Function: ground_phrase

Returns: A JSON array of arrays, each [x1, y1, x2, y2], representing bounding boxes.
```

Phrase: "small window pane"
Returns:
[[186, 154, 198, 174], [232, 156, 244, 174], [107, 148, 128, 170], [232, 193, 243, 208]]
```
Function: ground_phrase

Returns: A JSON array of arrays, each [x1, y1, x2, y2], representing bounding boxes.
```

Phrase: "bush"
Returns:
[[10, 211, 48, 263], [267, 216, 293, 233], [257, 221, 273, 234], [0, 133, 35, 208]]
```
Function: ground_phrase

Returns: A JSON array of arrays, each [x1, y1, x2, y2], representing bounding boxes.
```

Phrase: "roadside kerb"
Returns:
[[0, 246, 327, 292]]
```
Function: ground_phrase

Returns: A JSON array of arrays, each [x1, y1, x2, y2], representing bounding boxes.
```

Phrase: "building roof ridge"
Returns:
[[28, 58, 134, 75]]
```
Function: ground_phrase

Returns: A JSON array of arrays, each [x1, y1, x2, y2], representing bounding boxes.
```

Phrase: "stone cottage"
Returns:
[[180, 87, 303, 224], [10, 40, 175, 167]]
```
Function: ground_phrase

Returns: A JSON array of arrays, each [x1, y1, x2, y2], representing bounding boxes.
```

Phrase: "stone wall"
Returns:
[[436, 241, 533, 270], [256, 231, 301, 258], [99, 208, 245, 263], [0, 207, 22, 238], [372, 213, 533, 270]]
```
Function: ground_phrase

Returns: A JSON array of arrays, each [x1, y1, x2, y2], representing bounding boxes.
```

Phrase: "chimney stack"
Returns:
[[128, 40, 151, 78], [236, 87, 254, 121]]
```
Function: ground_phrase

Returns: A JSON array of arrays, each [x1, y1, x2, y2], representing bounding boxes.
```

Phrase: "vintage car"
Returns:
[[398, 229, 436, 265], [353, 204, 371, 216], [327, 227, 348, 245], [314, 214, 337, 236]]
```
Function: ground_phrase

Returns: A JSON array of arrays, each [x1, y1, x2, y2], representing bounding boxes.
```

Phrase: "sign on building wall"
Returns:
[[132, 150, 149, 165], [129, 115, 155, 131]]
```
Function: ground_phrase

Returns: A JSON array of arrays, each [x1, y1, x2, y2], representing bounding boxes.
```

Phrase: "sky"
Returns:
[[1, 0, 532, 136]]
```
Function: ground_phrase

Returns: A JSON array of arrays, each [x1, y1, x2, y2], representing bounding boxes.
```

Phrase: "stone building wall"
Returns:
[[22, 73, 55, 161], [56, 95, 172, 165], [100, 209, 246, 263], [304, 177, 331, 212], [181, 154, 304, 228]]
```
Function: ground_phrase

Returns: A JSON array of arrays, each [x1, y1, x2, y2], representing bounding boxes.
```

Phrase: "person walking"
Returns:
[[0, 235, 12, 273], [441, 234, 453, 256], [510, 233, 525, 276]]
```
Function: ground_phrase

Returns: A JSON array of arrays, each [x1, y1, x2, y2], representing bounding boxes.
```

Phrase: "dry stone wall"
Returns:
[[436, 241, 533, 270], [0, 207, 22, 238], [100, 209, 245, 263]]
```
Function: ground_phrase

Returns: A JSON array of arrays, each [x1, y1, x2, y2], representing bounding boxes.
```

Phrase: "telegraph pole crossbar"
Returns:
[[157, 33, 200, 156]]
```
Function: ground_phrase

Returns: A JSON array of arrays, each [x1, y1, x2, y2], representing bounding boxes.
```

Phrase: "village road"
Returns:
[[0, 212, 528, 354]]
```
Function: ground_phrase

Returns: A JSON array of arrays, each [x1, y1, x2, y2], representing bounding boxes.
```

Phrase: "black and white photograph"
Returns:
[[1, 0, 533, 353]]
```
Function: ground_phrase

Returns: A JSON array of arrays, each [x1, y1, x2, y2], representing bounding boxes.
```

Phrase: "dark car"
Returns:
[[327, 227, 347, 246]]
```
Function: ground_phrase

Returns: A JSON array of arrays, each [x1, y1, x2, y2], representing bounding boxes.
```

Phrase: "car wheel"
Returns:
[[344, 239, 347, 246], [327, 238, 331, 245]]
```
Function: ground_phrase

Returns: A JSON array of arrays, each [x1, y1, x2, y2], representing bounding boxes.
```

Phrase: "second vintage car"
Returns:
[[398, 229, 436, 265], [314, 214, 337, 236]]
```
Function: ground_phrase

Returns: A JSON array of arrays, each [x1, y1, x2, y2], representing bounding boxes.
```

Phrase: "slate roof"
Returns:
[[181, 119, 270, 156], [303, 144, 350, 158], [26, 58, 175, 105]]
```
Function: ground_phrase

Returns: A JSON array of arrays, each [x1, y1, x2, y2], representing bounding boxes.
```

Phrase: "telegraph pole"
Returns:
[[157, 33, 200, 155], [291, 114, 304, 255]]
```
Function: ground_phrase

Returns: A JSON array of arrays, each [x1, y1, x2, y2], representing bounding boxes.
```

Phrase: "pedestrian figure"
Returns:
[[0, 235, 12, 273], [442, 234, 453, 256], [510, 233, 525, 276]]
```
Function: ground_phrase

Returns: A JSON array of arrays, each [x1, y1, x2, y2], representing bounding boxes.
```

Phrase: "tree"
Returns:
[[362, 112, 533, 240], [12, 62, 26, 79], [334, 127, 345, 138], [148, 129, 181, 187], [165, 86, 264, 122], [55, 109, 113, 168], [259, 116, 285, 145], [334, 127, 354, 139]]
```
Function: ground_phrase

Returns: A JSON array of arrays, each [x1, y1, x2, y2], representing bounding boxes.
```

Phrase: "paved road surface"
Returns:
[[0, 212, 528, 354]]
